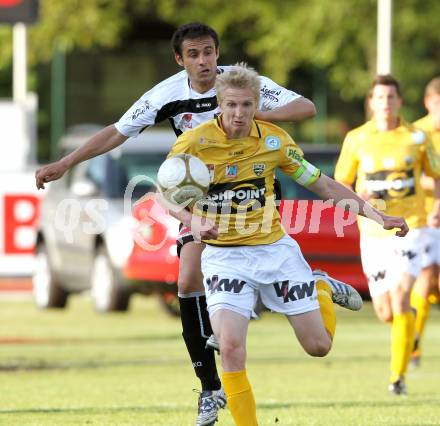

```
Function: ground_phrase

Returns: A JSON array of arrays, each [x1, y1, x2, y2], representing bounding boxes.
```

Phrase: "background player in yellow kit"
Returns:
[[335, 75, 440, 395], [167, 64, 408, 425], [410, 76, 440, 367]]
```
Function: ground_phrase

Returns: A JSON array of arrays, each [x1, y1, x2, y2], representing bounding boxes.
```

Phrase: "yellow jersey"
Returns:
[[335, 119, 440, 237], [414, 114, 440, 215], [168, 117, 321, 246]]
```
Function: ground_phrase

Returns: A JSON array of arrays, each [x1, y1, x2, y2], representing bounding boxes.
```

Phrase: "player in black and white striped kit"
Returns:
[[115, 63, 306, 138], [35, 23, 316, 426]]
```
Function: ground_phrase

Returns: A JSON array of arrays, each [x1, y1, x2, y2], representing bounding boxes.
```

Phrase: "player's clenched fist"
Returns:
[[381, 214, 409, 237]]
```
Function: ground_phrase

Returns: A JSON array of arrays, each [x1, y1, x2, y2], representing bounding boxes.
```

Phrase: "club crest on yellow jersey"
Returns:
[[253, 163, 266, 176]]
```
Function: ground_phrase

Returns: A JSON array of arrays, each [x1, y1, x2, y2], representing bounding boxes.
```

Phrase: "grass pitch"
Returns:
[[0, 295, 439, 425]]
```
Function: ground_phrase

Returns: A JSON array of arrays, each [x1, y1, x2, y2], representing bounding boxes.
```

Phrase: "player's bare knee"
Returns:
[[312, 340, 331, 357], [374, 305, 392, 322], [379, 311, 393, 323], [390, 291, 411, 312], [220, 340, 246, 368], [302, 336, 331, 357], [177, 274, 204, 293], [306, 346, 329, 357]]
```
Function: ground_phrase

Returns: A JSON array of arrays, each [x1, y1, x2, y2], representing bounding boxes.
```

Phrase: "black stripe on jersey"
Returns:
[[155, 96, 219, 124], [254, 121, 262, 138], [168, 118, 182, 137]]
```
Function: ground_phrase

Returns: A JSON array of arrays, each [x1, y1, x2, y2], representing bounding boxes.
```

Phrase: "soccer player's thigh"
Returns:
[[287, 310, 331, 356], [413, 266, 435, 298], [372, 292, 393, 322], [210, 309, 250, 369], [389, 229, 427, 311], [257, 239, 326, 355], [178, 241, 205, 294], [360, 235, 393, 322], [258, 284, 322, 342], [258, 277, 329, 356], [210, 309, 249, 345], [413, 227, 437, 298]]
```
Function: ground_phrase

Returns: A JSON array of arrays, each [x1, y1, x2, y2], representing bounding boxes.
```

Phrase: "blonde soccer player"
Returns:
[[167, 64, 408, 424], [35, 22, 317, 426]]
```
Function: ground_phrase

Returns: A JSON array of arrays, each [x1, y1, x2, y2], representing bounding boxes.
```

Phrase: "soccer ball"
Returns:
[[157, 153, 210, 205]]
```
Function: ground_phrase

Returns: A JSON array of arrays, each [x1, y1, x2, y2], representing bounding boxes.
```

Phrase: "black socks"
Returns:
[[179, 294, 221, 391]]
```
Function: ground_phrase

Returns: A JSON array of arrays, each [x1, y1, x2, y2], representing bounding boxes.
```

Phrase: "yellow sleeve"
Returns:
[[334, 133, 359, 186], [422, 134, 440, 179], [279, 139, 321, 187], [167, 131, 196, 159]]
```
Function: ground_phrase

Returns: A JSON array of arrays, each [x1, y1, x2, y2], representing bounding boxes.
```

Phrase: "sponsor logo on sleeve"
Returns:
[[131, 100, 150, 121], [286, 147, 303, 165], [260, 85, 281, 103]]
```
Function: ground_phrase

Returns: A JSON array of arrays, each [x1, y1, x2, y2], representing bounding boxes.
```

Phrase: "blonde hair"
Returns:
[[425, 77, 440, 97], [215, 62, 260, 104]]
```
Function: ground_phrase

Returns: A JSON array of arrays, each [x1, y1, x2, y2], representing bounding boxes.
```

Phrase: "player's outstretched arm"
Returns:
[[35, 125, 127, 189], [254, 97, 316, 122], [308, 173, 409, 237]]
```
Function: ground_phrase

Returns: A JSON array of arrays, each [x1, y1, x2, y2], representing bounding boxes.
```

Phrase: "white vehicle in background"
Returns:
[[33, 125, 181, 315]]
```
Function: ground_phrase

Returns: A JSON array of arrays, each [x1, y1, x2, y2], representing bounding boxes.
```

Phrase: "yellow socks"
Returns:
[[410, 291, 431, 357], [222, 370, 258, 426], [316, 279, 336, 338], [405, 310, 416, 367], [390, 311, 415, 383]]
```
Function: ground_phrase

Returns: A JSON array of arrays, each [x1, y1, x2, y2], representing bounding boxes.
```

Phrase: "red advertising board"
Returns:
[[0, 172, 42, 276]]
